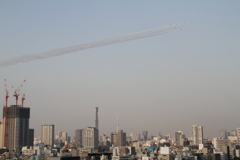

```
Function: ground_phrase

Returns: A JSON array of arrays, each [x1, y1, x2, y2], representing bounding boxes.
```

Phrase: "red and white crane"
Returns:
[[11, 80, 26, 106]]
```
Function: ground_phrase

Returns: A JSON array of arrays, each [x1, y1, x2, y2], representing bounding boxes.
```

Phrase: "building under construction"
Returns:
[[2, 105, 30, 152]]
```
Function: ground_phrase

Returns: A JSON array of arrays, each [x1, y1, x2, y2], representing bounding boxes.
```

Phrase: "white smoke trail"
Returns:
[[0, 24, 183, 67]]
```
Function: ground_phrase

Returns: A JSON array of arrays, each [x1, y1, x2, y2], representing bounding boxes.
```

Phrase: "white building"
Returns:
[[192, 124, 203, 145], [175, 131, 185, 146], [83, 127, 99, 150], [41, 124, 54, 147]]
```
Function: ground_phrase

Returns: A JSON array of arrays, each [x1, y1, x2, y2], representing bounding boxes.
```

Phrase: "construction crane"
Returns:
[[21, 94, 26, 107], [3, 79, 9, 147], [11, 80, 26, 106]]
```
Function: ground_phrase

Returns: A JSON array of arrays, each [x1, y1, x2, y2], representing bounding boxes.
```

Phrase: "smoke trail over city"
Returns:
[[0, 24, 183, 67]]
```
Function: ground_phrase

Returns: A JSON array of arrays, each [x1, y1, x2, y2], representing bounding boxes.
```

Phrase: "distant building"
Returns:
[[111, 130, 126, 147], [41, 124, 54, 147], [237, 128, 240, 143], [62, 132, 68, 143], [142, 131, 148, 141], [28, 129, 34, 147], [83, 127, 99, 150], [75, 129, 84, 147], [0, 121, 3, 148], [58, 131, 62, 140], [192, 124, 203, 145], [175, 131, 185, 146], [213, 138, 234, 158], [3, 105, 30, 152]]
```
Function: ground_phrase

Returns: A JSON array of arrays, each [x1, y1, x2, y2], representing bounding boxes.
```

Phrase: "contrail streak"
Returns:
[[0, 24, 183, 67]]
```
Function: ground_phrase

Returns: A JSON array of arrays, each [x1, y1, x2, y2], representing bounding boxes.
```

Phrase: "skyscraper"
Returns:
[[175, 131, 186, 146], [62, 132, 68, 143], [3, 105, 30, 152], [83, 127, 99, 150], [111, 130, 126, 147], [142, 131, 148, 141], [75, 129, 84, 147], [192, 124, 203, 145], [41, 124, 54, 147]]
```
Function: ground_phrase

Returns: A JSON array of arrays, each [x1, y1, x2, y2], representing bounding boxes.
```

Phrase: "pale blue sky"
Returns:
[[0, 1, 239, 138]]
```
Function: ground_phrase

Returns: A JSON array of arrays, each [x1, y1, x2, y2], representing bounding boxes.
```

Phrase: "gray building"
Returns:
[[75, 129, 84, 147], [83, 127, 99, 150], [2, 105, 30, 152], [142, 131, 148, 141], [175, 131, 185, 146]]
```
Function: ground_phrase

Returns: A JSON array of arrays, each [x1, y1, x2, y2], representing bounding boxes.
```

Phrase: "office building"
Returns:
[[28, 129, 34, 147], [58, 131, 62, 140], [192, 124, 203, 145], [41, 124, 54, 147], [111, 130, 126, 147], [142, 131, 148, 141], [0, 121, 3, 148], [237, 128, 240, 143], [75, 129, 84, 147], [83, 127, 99, 150], [175, 131, 186, 146], [3, 105, 30, 152], [62, 132, 68, 142]]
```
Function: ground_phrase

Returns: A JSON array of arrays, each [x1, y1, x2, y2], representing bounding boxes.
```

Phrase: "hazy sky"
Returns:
[[0, 1, 239, 139]]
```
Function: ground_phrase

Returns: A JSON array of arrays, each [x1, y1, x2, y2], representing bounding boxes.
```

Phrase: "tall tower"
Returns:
[[95, 107, 99, 130], [41, 124, 54, 147], [2, 105, 30, 152], [192, 124, 203, 145]]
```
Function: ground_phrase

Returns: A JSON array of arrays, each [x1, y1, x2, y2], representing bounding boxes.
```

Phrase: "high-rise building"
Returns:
[[58, 131, 62, 140], [175, 131, 186, 146], [41, 124, 54, 147], [111, 130, 126, 147], [75, 129, 84, 147], [192, 124, 203, 145], [237, 128, 240, 143], [142, 131, 148, 141], [0, 121, 3, 148], [62, 132, 68, 142], [28, 129, 34, 147], [83, 127, 99, 150], [3, 105, 30, 152]]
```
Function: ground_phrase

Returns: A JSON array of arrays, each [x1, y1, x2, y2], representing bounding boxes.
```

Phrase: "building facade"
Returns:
[[3, 105, 30, 152], [75, 129, 84, 147], [0, 121, 3, 148], [237, 128, 240, 143], [142, 131, 148, 141], [111, 130, 126, 147], [41, 124, 54, 147], [175, 131, 186, 146], [83, 127, 99, 150], [192, 124, 203, 145]]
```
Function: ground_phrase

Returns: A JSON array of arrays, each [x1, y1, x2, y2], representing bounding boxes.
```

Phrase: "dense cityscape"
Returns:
[[1, 1, 239, 160], [0, 103, 239, 160]]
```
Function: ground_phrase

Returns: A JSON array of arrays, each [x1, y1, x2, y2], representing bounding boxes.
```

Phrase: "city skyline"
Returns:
[[0, 1, 240, 138]]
